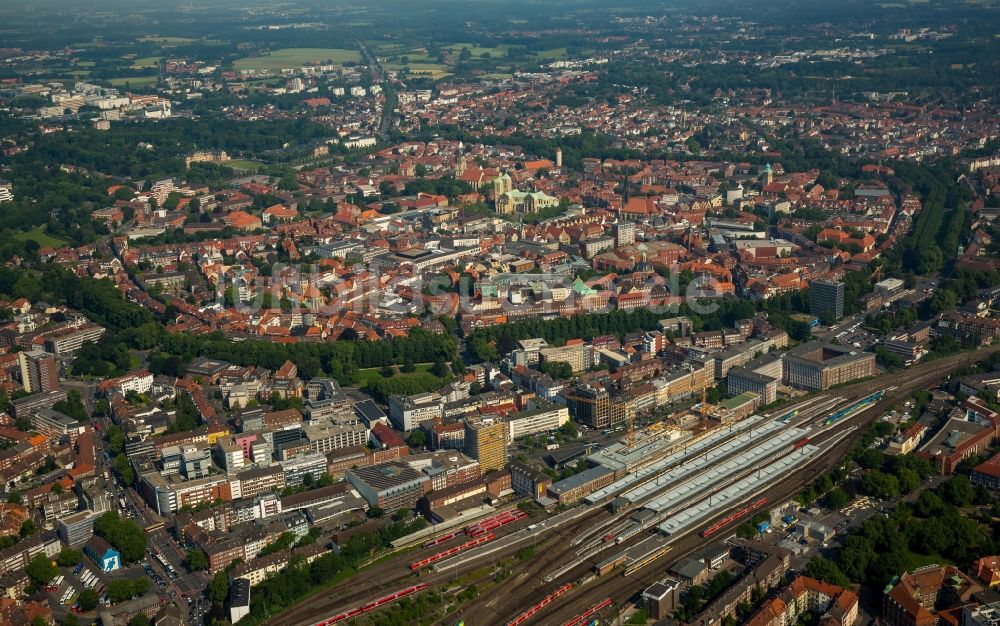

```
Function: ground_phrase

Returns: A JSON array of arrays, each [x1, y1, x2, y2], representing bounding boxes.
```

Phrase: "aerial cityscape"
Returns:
[[0, 0, 999, 625]]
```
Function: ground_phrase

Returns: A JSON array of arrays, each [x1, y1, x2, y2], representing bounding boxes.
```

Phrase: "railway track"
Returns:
[[277, 346, 996, 626], [469, 349, 993, 625]]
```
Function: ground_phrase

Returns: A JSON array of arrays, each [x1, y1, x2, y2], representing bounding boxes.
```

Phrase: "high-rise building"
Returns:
[[464, 418, 507, 472], [810, 280, 845, 321], [614, 222, 635, 248], [18, 348, 59, 394]]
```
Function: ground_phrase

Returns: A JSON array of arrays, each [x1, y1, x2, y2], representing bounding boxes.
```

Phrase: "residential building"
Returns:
[[506, 402, 570, 440], [746, 576, 858, 626], [884, 565, 981, 626], [464, 418, 507, 472], [229, 578, 250, 624], [17, 349, 58, 394]]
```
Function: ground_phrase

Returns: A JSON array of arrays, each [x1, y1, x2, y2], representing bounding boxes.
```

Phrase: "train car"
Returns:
[[423, 530, 465, 548], [559, 598, 613, 626], [700, 497, 768, 538], [614, 524, 644, 545], [793, 437, 809, 449], [778, 408, 799, 423], [623, 545, 671, 577], [313, 584, 429, 626], [505, 583, 573, 626], [825, 391, 884, 425], [466, 509, 528, 537], [410, 533, 495, 571]]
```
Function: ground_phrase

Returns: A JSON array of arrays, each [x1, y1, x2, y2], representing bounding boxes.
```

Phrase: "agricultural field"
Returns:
[[138, 35, 197, 44], [233, 48, 361, 71]]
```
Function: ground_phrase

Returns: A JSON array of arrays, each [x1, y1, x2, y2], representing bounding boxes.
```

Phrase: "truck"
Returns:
[[756, 520, 771, 534]]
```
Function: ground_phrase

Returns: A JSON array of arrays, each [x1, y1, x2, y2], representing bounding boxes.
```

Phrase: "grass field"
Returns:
[[221, 159, 263, 171], [233, 48, 361, 71], [13, 226, 68, 248], [385, 62, 451, 79], [131, 56, 161, 69], [446, 43, 525, 58], [355, 363, 434, 387], [108, 76, 158, 88], [536, 47, 569, 60]]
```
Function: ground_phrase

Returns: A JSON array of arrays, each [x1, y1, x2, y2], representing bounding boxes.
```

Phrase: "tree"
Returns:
[[861, 471, 900, 500], [826, 488, 851, 511], [19, 519, 35, 538], [430, 360, 451, 378], [62, 615, 80, 626], [857, 448, 884, 470], [94, 512, 147, 562], [407, 429, 427, 448], [186, 548, 208, 572], [804, 556, 851, 587], [106, 578, 149, 604], [107, 424, 125, 455], [940, 475, 975, 507], [58, 548, 83, 567], [209, 570, 229, 605], [114, 453, 134, 486], [77, 588, 99, 611], [25, 553, 57, 586]]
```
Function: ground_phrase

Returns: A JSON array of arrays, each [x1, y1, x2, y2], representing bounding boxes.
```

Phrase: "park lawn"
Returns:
[[355, 363, 434, 387], [108, 76, 158, 88], [233, 48, 361, 71], [221, 159, 263, 171], [12, 226, 68, 248]]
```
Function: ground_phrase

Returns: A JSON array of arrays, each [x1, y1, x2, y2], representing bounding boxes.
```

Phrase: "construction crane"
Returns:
[[872, 265, 883, 283]]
